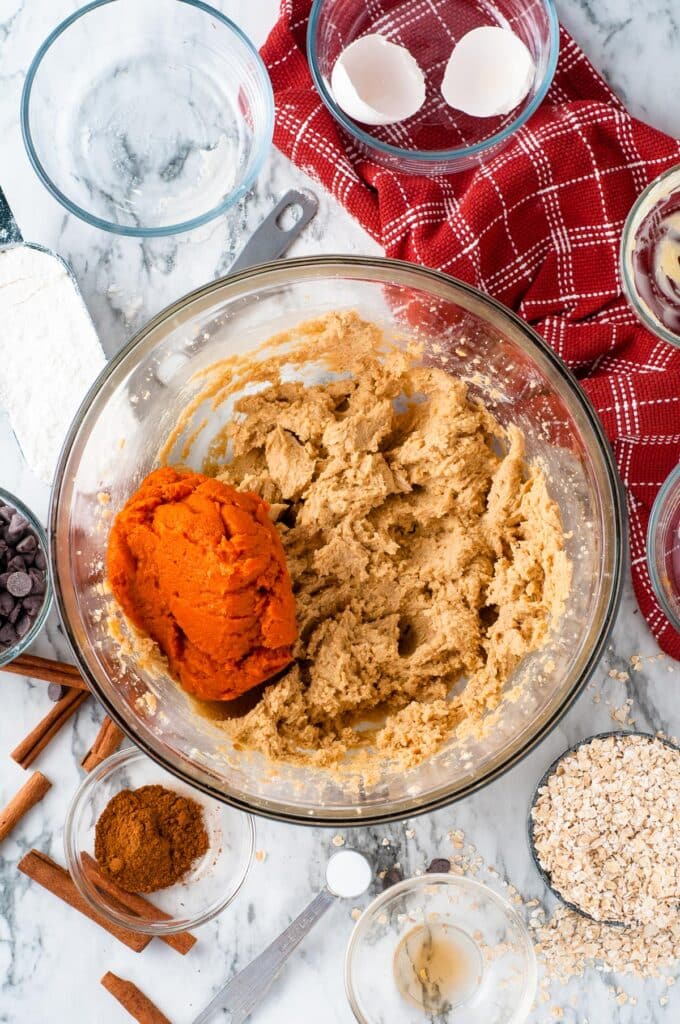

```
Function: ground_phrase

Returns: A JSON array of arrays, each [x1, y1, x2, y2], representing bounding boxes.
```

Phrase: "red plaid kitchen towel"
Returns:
[[261, 1, 680, 658]]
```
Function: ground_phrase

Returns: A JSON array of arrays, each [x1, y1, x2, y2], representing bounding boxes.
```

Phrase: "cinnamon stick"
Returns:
[[1, 653, 89, 691], [82, 716, 125, 772], [101, 972, 172, 1024], [81, 853, 197, 955], [0, 771, 51, 843], [11, 687, 89, 768], [18, 850, 151, 952]]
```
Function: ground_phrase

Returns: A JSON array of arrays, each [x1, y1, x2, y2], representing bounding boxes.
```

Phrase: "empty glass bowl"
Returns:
[[647, 463, 680, 633], [308, 0, 559, 174], [0, 487, 52, 668], [50, 256, 624, 825], [21, 0, 274, 236], [345, 874, 537, 1023], [65, 747, 254, 934]]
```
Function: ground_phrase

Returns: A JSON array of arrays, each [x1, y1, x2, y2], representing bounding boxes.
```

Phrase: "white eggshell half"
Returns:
[[330, 34, 426, 127], [441, 26, 536, 118]]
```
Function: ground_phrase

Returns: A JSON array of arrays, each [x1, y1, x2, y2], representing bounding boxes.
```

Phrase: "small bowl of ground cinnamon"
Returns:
[[65, 747, 254, 935]]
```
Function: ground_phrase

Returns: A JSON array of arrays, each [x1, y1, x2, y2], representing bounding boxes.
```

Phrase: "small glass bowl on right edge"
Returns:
[[345, 874, 537, 1024], [620, 163, 680, 348], [65, 747, 254, 935], [647, 463, 680, 633]]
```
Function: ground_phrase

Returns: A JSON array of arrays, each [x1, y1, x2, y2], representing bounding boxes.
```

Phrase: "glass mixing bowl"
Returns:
[[21, 0, 273, 236], [50, 257, 624, 826], [308, 0, 559, 174]]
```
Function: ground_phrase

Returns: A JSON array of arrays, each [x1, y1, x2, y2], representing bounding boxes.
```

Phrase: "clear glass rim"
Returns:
[[0, 486, 53, 667], [306, 0, 560, 164], [64, 746, 256, 934], [49, 255, 625, 826], [344, 873, 538, 1024], [527, 729, 680, 928], [619, 162, 680, 349], [20, 0, 275, 238], [646, 462, 680, 632]]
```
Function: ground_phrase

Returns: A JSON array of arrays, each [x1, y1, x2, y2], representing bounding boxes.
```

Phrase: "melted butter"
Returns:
[[393, 923, 483, 1012]]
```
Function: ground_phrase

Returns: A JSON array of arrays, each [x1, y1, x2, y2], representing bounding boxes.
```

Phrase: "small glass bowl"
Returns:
[[21, 0, 274, 237], [620, 163, 680, 348], [308, 0, 559, 175], [345, 874, 537, 1024], [0, 487, 52, 668], [648, 463, 680, 632], [65, 747, 254, 934], [528, 730, 680, 927]]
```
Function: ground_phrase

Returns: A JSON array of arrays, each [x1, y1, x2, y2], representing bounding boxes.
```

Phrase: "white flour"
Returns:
[[0, 245, 106, 484]]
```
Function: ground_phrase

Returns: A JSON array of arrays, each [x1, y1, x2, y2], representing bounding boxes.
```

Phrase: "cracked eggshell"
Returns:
[[330, 33, 426, 127], [441, 26, 536, 118]]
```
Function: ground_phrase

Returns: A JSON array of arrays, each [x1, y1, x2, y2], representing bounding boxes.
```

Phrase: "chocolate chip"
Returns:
[[0, 572, 10, 590], [16, 533, 37, 554], [33, 549, 46, 571], [0, 539, 8, 560], [15, 612, 32, 638], [426, 858, 451, 874], [22, 594, 44, 617], [7, 555, 26, 573], [28, 569, 46, 594], [0, 592, 14, 617], [0, 622, 17, 645], [0, 505, 12, 523], [382, 865, 404, 890], [7, 571, 33, 598], [7, 513, 28, 542], [8, 602, 22, 624], [48, 682, 66, 702]]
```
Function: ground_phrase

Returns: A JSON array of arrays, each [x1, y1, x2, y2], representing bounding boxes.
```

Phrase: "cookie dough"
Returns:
[[207, 312, 571, 769]]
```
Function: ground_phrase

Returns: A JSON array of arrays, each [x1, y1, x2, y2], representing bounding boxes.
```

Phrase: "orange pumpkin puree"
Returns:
[[106, 467, 297, 701]]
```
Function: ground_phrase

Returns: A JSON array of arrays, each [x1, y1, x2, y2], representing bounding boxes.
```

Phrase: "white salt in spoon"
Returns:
[[192, 849, 372, 1023]]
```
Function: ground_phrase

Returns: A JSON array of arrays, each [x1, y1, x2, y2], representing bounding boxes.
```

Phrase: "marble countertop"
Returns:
[[1, 2, 678, 1022]]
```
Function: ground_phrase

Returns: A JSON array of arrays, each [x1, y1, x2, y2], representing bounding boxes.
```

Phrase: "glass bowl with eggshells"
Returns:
[[308, 0, 559, 175]]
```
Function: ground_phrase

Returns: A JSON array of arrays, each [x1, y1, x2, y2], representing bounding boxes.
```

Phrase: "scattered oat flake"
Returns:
[[254, 849, 267, 862], [350, 907, 361, 921], [405, 828, 416, 839], [332, 834, 345, 847]]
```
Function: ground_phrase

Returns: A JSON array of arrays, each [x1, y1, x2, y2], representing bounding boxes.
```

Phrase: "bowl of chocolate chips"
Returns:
[[0, 488, 51, 665]]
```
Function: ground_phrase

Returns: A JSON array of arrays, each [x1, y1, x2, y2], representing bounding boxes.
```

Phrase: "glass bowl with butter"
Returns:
[[50, 256, 624, 826], [621, 163, 680, 348]]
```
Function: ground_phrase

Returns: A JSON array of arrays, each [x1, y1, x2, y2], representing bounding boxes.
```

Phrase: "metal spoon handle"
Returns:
[[228, 189, 318, 274], [192, 888, 336, 1024]]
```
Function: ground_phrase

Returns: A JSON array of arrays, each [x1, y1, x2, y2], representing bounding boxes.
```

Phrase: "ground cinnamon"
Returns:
[[94, 785, 209, 894]]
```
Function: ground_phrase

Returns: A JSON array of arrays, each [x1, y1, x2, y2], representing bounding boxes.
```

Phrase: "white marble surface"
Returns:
[[0, 2, 679, 1022]]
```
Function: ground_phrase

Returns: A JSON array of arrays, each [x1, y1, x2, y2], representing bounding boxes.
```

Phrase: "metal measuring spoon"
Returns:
[[192, 849, 372, 1024]]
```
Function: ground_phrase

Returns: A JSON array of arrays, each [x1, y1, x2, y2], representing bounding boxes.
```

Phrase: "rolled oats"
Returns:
[[531, 734, 679, 926]]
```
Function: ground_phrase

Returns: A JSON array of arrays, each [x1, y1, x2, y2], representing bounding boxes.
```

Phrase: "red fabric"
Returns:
[[261, 1, 680, 658]]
